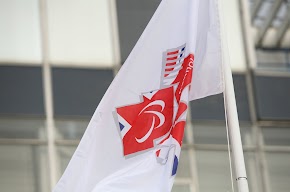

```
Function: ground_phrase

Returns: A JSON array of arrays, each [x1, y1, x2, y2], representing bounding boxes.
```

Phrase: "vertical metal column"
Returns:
[[39, 0, 57, 189], [286, 49, 290, 68], [244, 133, 260, 191], [186, 107, 200, 192], [108, 0, 122, 76]]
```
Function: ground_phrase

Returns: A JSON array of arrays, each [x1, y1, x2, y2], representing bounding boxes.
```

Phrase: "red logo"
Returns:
[[116, 52, 194, 156], [115, 48, 193, 175], [117, 86, 174, 156]]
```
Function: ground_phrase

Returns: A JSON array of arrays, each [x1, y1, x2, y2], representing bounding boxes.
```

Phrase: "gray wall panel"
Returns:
[[190, 74, 251, 121], [0, 66, 44, 115], [52, 68, 113, 117], [254, 75, 290, 120], [116, 0, 161, 62]]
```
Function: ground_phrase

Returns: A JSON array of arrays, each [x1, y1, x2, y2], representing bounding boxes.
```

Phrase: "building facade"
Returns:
[[0, 0, 290, 191]]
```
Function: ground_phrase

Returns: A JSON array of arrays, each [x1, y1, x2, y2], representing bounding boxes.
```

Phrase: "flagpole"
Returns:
[[224, 55, 249, 192], [218, 0, 250, 190]]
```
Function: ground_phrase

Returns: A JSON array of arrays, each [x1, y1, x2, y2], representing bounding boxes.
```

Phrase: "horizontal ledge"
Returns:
[[0, 61, 117, 70], [1, 139, 289, 153], [253, 69, 290, 77], [0, 138, 47, 145], [174, 178, 193, 184], [258, 120, 290, 127], [264, 146, 290, 153], [183, 144, 256, 152], [55, 139, 80, 146]]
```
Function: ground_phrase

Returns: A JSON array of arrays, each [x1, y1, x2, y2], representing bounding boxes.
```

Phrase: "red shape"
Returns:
[[172, 54, 194, 103], [116, 53, 195, 158], [167, 50, 179, 55], [171, 121, 186, 146], [117, 86, 174, 156], [167, 56, 178, 61]]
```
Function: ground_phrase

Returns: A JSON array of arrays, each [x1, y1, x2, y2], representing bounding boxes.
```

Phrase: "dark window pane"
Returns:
[[190, 74, 250, 121], [0, 66, 44, 115], [254, 75, 290, 120], [53, 68, 113, 117], [117, 0, 161, 62]]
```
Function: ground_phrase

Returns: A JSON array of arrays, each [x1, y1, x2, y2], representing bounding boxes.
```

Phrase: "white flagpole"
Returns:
[[224, 55, 250, 192], [218, 0, 250, 191]]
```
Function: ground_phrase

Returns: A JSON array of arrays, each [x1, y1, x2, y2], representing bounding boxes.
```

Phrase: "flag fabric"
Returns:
[[54, 0, 223, 191]]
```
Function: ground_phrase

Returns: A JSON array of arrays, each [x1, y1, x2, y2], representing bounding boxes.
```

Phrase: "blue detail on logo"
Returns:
[[172, 155, 179, 176], [119, 122, 125, 131], [181, 47, 185, 51]]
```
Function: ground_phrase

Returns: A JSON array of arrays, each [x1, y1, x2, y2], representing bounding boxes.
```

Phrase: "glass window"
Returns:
[[266, 152, 290, 192], [287, 51, 290, 67], [196, 150, 233, 192], [262, 127, 290, 146], [0, 66, 45, 116], [192, 123, 228, 145], [256, 50, 287, 69], [192, 123, 252, 145], [52, 68, 114, 117], [47, 0, 114, 67], [241, 125, 255, 146], [0, 145, 49, 192], [0, 0, 41, 63], [57, 146, 76, 180], [0, 118, 45, 139], [255, 1, 272, 28], [272, 2, 288, 28], [172, 184, 191, 192], [55, 119, 89, 140], [280, 29, 290, 48], [244, 152, 263, 192], [176, 150, 192, 178]]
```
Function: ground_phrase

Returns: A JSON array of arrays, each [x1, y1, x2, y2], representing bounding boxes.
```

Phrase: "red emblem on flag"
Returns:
[[117, 86, 174, 156], [115, 44, 194, 175]]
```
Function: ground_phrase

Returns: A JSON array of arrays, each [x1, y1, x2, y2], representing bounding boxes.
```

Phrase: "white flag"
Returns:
[[54, 0, 223, 191]]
